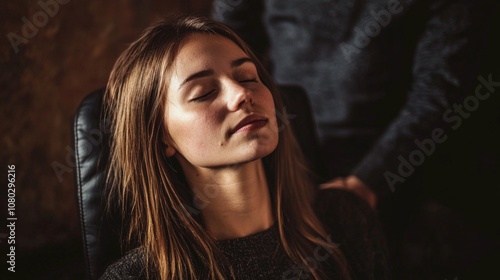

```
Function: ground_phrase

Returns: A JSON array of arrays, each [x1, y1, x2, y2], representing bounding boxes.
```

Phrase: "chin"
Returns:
[[246, 138, 278, 161]]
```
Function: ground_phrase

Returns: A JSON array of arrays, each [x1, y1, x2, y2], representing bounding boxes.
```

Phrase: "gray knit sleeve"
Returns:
[[352, 0, 493, 197], [315, 188, 391, 280]]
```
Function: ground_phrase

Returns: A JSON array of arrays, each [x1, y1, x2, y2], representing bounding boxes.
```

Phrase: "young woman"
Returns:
[[101, 16, 389, 280]]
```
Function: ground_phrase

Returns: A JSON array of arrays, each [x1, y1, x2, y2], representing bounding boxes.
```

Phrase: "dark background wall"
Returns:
[[1, 1, 212, 278]]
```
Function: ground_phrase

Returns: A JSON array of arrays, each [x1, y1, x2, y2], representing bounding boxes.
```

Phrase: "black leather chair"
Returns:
[[73, 85, 325, 279]]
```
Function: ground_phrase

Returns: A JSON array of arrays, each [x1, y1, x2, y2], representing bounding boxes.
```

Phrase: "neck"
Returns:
[[181, 159, 274, 240]]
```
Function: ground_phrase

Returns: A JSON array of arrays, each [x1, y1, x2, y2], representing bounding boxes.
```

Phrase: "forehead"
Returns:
[[173, 33, 247, 71]]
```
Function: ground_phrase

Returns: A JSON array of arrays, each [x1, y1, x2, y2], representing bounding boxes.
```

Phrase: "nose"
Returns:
[[225, 80, 253, 111]]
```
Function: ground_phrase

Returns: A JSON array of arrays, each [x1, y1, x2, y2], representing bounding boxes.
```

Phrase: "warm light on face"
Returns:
[[163, 33, 279, 170]]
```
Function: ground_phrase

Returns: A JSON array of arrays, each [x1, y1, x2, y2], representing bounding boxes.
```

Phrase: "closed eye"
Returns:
[[189, 89, 216, 102], [239, 78, 258, 83]]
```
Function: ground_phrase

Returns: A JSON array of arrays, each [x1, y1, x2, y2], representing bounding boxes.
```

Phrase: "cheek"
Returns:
[[254, 89, 280, 150], [166, 107, 224, 157], [260, 86, 275, 110], [266, 94, 276, 116], [262, 90, 279, 130]]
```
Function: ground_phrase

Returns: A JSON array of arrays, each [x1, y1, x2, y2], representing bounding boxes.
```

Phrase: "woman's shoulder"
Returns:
[[314, 188, 376, 228], [99, 247, 146, 280], [314, 188, 391, 280]]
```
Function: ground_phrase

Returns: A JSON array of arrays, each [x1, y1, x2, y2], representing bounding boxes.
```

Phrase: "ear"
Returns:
[[165, 144, 176, 157], [161, 129, 177, 157]]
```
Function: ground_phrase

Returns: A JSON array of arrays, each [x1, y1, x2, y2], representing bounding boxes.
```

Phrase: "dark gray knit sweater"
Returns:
[[100, 189, 390, 279]]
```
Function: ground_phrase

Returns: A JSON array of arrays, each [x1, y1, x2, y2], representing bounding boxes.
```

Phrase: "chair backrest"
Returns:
[[74, 88, 121, 280], [73, 85, 325, 279]]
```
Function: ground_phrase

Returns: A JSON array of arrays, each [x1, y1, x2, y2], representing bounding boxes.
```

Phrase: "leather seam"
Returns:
[[74, 98, 95, 280]]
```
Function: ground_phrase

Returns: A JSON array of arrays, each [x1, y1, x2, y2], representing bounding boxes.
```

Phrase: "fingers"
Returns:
[[320, 177, 346, 189], [320, 176, 378, 209]]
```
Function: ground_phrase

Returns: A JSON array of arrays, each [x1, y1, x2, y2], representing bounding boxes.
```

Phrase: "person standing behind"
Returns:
[[213, 0, 500, 279]]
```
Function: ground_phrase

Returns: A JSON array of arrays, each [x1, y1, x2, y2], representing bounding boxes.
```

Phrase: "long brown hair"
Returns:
[[105, 15, 351, 279]]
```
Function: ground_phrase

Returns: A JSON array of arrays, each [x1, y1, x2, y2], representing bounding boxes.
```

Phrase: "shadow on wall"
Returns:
[[1, 0, 213, 278]]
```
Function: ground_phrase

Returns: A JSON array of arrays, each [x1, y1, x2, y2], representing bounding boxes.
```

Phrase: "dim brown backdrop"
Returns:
[[1, 0, 213, 278]]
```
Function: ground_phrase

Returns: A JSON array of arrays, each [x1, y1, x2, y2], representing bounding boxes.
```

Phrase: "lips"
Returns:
[[231, 114, 268, 134]]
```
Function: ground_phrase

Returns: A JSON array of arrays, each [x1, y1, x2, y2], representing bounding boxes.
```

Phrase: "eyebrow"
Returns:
[[178, 57, 254, 90], [231, 57, 253, 68]]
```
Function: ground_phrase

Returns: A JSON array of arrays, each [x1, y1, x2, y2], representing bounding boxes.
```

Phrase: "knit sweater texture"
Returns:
[[100, 189, 390, 279]]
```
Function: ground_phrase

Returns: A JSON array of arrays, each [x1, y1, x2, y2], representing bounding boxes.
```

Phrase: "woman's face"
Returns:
[[164, 33, 279, 169]]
